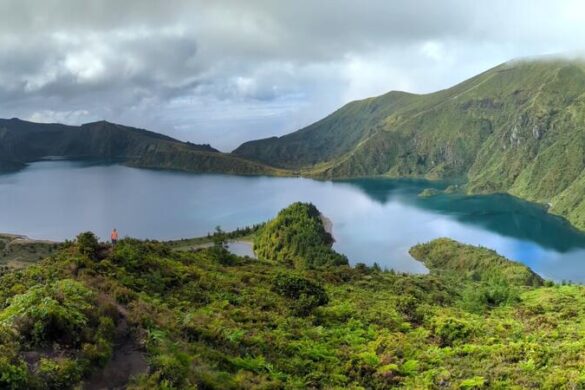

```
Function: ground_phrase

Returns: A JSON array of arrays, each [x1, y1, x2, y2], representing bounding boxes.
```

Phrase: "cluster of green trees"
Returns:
[[254, 202, 348, 268], [2, 204, 585, 388]]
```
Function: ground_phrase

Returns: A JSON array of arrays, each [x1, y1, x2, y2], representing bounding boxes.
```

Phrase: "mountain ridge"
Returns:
[[233, 57, 585, 230], [0, 118, 285, 176]]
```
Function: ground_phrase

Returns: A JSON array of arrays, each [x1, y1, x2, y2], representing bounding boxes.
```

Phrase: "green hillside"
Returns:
[[233, 58, 585, 230], [410, 238, 543, 287], [254, 202, 348, 268], [0, 118, 284, 176], [3, 204, 585, 388], [234, 91, 418, 169]]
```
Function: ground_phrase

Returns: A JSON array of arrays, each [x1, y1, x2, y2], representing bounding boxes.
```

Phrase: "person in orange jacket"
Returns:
[[111, 228, 119, 246]]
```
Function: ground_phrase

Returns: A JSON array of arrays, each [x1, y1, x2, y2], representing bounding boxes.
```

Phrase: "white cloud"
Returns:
[[342, 54, 414, 101], [420, 41, 447, 62], [27, 109, 93, 124], [65, 50, 106, 82]]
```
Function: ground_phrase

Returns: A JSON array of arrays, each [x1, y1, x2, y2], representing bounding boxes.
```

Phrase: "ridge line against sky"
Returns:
[[2, 0, 585, 151]]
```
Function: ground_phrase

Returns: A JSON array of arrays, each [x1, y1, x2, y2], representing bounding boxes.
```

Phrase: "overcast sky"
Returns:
[[2, 0, 585, 150]]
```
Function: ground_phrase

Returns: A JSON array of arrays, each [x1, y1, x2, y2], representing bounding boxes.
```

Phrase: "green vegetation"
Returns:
[[233, 91, 418, 170], [0, 274, 116, 389], [410, 238, 543, 287], [254, 202, 348, 268], [75, 232, 100, 259], [0, 118, 284, 176], [233, 58, 585, 231], [271, 273, 329, 316], [418, 188, 441, 197], [1, 204, 585, 388]]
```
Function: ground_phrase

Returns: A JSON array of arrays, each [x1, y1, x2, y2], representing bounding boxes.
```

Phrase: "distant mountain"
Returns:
[[234, 90, 416, 170], [233, 58, 585, 230], [0, 118, 283, 175]]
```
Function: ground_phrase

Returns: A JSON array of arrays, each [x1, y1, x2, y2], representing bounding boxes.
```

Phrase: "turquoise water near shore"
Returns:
[[2, 161, 585, 281]]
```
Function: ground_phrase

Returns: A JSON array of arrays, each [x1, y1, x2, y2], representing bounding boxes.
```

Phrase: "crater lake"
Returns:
[[2, 160, 585, 281]]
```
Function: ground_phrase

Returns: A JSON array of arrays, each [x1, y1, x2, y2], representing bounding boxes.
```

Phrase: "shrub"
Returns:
[[76, 232, 100, 259], [207, 246, 237, 266], [460, 282, 520, 313], [37, 358, 84, 390], [0, 279, 94, 346], [212, 226, 228, 250], [150, 353, 191, 388], [431, 316, 474, 347], [272, 274, 329, 316], [0, 356, 29, 389]]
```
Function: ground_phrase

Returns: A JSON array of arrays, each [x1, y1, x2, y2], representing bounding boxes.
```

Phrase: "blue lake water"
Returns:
[[1, 161, 585, 281]]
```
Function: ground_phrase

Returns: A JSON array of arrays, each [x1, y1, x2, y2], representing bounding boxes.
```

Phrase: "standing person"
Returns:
[[111, 228, 119, 247]]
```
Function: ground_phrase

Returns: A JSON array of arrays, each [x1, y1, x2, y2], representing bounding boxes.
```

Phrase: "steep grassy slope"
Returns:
[[234, 91, 419, 169], [234, 58, 585, 229], [0, 118, 284, 176], [232, 64, 502, 175], [5, 206, 585, 388]]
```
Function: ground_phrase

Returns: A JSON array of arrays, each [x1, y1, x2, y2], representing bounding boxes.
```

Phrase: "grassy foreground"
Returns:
[[0, 204, 585, 388]]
